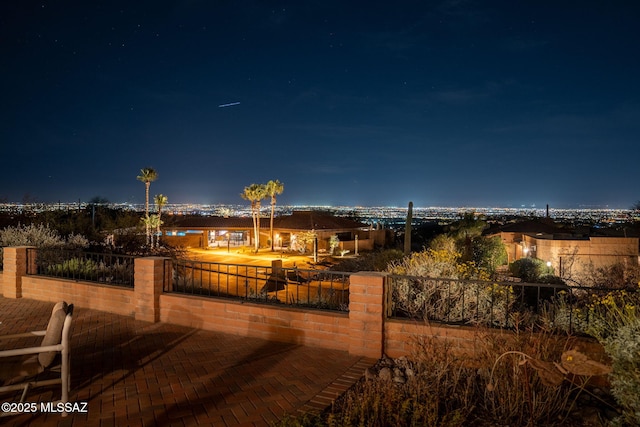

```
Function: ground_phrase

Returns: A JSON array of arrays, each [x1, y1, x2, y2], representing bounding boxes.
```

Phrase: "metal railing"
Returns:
[[27, 248, 136, 288], [386, 274, 636, 334], [165, 259, 350, 312]]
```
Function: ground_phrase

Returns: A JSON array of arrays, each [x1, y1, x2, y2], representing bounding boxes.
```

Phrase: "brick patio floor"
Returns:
[[0, 297, 374, 427]]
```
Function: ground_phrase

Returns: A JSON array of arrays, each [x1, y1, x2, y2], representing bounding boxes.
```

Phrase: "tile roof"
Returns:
[[166, 210, 367, 231], [273, 211, 367, 231], [168, 215, 257, 228]]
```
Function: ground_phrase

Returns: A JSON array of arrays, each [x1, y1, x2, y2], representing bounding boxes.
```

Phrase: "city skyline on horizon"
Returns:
[[2, 199, 635, 212], [2, 186, 638, 210], [2, 2, 639, 208]]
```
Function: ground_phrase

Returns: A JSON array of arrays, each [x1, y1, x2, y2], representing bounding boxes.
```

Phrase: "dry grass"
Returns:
[[274, 325, 616, 427]]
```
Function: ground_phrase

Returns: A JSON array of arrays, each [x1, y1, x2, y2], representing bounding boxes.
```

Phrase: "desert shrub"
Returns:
[[389, 276, 514, 326], [274, 329, 608, 427], [543, 286, 640, 330], [328, 234, 339, 255], [582, 262, 640, 289], [540, 291, 589, 335], [65, 233, 90, 249], [584, 287, 640, 426], [47, 257, 97, 277], [323, 337, 475, 427], [429, 233, 457, 253], [470, 235, 508, 276], [604, 319, 640, 426], [0, 224, 89, 270], [509, 257, 552, 282], [35, 247, 135, 285], [292, 231, 317, 254], [388, 248, 462, 278], [0, 223, 88, 249], [0, 223, 65, 247], [387, 249, 514, 326], [476, 328, 588, 426], [328, 249, 404, 272], [542, 287, 640, 424]]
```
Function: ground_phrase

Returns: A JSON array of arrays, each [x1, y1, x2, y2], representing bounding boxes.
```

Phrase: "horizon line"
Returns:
[[0, 201, 633, 211]]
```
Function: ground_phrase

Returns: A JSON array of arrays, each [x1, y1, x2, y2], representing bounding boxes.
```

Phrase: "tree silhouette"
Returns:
[[154, 194, 168, 247], [265, 180, 284, 251], [241, 183, 267, 252], [136, 167, 158, 245]]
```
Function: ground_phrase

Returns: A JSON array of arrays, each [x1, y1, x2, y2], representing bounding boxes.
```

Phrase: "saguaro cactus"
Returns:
[[404, 201, 413, 255]]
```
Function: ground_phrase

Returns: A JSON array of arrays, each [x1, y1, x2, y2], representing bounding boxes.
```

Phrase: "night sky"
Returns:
[[2, 1, 639, 208]]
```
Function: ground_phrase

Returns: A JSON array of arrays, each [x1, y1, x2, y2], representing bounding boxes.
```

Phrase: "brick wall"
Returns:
[[21, 275, 135, 317], [1, 246, 606, 362], [384, 318, 607, 367], [1, 246, 28, 298], [348, 272, 385, 358], [159, 293, 350, 350]]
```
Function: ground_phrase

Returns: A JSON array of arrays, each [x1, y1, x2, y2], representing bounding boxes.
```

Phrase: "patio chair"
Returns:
[[0, 302, 74, 415]]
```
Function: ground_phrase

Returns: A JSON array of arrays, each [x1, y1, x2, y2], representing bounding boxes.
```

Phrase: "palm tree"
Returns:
[[154, 194, 168, 247], [142, 214, 162, 248], [265, 180, 284, 251], [136, 168, 158, 245], [241, 183, 267, 252]]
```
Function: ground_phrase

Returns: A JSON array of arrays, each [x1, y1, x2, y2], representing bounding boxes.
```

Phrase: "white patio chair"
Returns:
[[0, 302, 74, 416]]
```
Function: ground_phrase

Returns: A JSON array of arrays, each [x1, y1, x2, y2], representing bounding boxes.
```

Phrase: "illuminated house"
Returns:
[[162, 210, 385, 252], [487, 219, 639, 283]]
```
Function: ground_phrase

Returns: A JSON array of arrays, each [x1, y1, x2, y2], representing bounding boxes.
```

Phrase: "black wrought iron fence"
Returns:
[[165, 259, 350, 311], [386, 274, 635, 334], [27, 247, 135, 288]]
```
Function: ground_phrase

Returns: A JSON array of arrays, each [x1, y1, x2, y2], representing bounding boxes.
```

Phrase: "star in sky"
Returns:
[[0, 1, 639, 209]]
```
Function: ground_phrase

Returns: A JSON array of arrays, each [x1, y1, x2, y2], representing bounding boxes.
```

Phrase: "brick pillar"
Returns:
[[134, 257, 170, 323], [2, 246, 33, 299], [348, 272, 387, 358]]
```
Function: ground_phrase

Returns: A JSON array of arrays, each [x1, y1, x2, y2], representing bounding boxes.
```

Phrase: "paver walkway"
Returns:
[[0, 297, 374, 426]]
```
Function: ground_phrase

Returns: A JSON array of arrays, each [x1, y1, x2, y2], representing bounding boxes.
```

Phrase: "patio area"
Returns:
[[0, 297, 373, 427]]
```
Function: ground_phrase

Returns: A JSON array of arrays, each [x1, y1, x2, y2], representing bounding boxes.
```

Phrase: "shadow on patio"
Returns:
[[0, 297, 368, 427]]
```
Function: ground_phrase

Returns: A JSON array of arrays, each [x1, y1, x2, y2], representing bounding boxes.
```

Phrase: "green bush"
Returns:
[[509, 258, 552, 282], [47, 257, 99, 278]]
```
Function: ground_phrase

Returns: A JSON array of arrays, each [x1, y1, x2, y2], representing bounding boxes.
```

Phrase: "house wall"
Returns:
[[162, 233, 205, 248], [162, 225, 387, 251], [339, 238, 374, 253], [496, 231, 525, 264], [523, 235, 639, 280], [367, 229, 387, 247]]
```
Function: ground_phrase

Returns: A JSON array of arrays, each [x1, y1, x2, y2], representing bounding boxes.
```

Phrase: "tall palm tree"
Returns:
[[241, 183, 267, 252], [265, 180, 284, 251], [136, 167, 158, 245], [154, 194, 168, 247]]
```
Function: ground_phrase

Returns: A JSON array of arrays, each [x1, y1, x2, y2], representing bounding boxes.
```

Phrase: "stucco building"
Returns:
[[487, 219, 639, 284]]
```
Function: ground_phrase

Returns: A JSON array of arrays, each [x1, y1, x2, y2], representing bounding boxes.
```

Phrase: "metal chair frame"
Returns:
[[0, 303, 74, 417]]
